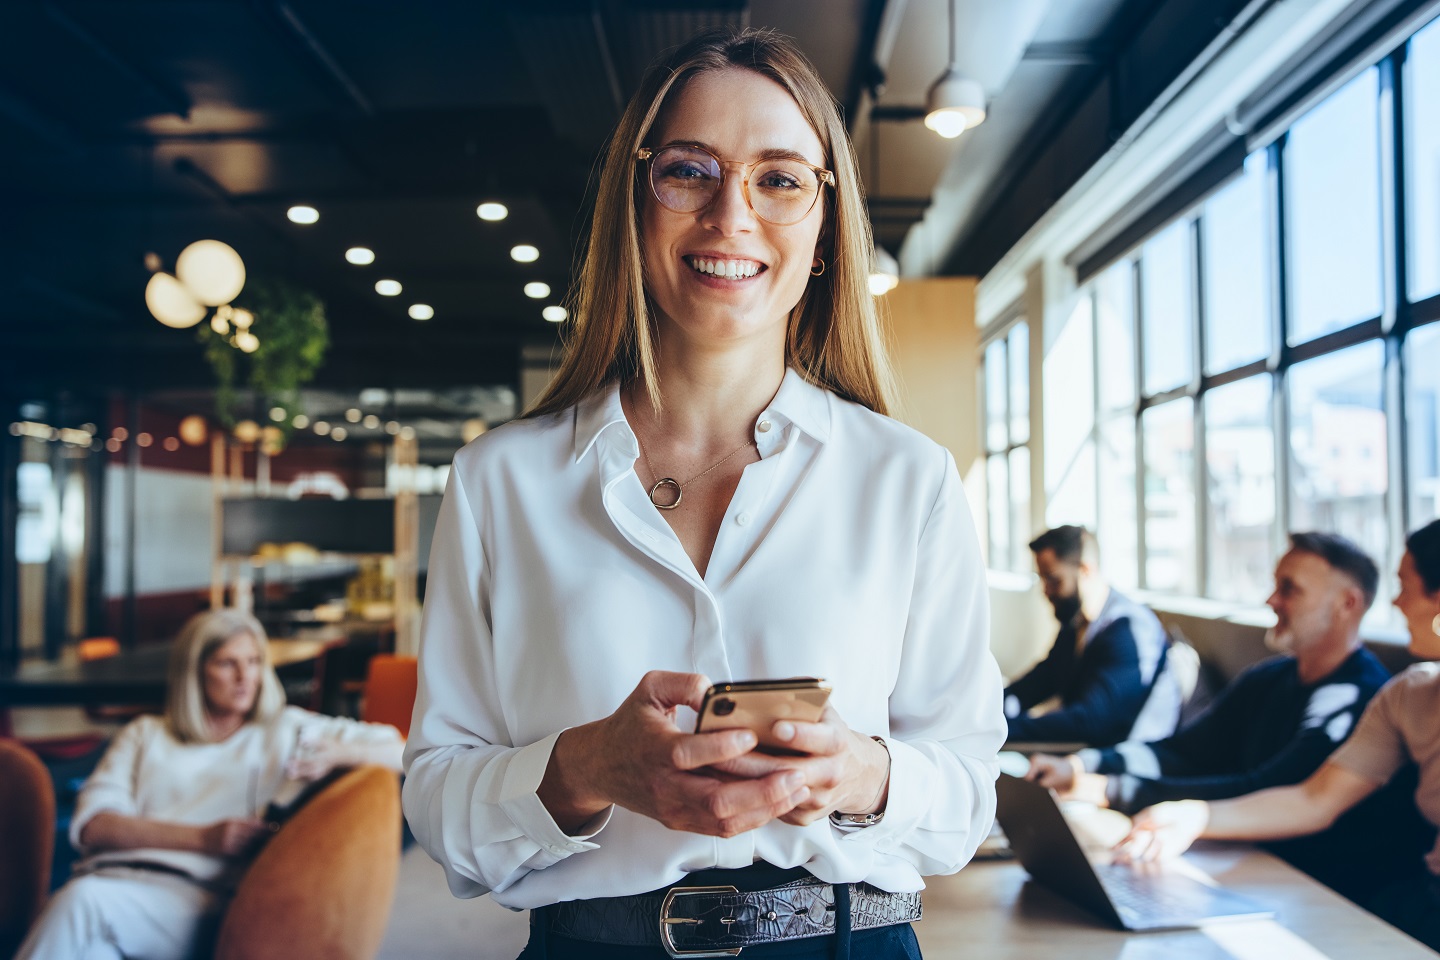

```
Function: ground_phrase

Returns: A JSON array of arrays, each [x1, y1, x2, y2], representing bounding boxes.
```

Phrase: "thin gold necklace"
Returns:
[[639, 435, 754, 510]]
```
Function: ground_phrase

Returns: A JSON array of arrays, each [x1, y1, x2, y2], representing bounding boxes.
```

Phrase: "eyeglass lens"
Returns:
[[648, 146, 821, 225]]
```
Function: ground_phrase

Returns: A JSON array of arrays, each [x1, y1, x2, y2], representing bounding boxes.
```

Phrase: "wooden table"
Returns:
[[915, 845, 1434, 958], [0, 639, 329, 708]]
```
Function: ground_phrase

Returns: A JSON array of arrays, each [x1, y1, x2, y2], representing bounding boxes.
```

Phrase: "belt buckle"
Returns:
[[659, 884, 743, 958]]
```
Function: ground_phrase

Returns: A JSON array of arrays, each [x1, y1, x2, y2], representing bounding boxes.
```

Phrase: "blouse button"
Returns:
[[735, 512, 751, 526], [756, 419, 772, 434]]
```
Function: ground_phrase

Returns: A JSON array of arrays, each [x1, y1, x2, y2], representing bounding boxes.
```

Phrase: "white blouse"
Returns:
[[72, 707, 402, 886], [403, 370, 1004, 910]]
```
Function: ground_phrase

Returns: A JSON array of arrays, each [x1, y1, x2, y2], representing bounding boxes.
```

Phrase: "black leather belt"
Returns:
[[543, 874, 922, 958]]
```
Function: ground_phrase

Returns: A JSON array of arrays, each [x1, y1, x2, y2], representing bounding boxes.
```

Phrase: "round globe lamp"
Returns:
[[176, 240, 246, 307], [145, 272, 206, 328]]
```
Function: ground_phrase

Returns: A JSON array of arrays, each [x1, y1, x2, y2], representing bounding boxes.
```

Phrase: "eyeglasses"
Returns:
[[636, 144, 834, 226]]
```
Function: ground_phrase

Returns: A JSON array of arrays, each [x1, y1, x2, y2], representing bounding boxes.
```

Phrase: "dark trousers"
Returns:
[[517, 865, 923, 960]]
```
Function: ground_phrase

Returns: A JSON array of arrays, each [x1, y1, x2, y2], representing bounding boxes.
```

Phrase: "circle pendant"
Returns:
[[650, 477, 682, 510]]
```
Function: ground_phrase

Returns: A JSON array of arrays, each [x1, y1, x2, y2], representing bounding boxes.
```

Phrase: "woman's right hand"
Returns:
[[199, 817, 272, 857], [1025, 753, 1081, 792], [539, 670, 810, 837]]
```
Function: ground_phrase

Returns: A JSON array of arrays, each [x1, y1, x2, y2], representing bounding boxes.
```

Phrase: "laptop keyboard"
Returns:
[[1096, 864, 1214, 919]]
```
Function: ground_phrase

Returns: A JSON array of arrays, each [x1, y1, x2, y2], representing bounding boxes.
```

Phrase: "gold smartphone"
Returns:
[[694, 678, 832, 754]]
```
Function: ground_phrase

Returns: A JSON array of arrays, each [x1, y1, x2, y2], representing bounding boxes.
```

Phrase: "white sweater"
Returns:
[[71, 707, 402, 886]]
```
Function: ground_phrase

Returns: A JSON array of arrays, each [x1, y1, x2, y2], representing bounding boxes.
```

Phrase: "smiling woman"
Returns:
[[403, 28, 1004, 960]]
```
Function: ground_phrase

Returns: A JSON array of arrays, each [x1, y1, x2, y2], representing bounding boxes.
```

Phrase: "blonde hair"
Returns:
[[527, 27, 898, 418], [166, 609, 286, 743]]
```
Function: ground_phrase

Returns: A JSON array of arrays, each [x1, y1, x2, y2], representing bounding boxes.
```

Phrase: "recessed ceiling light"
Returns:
[[524, 282, 551, 299], [408, 304, 434, 321], [385, 421, 400, 435], [313, 421, 331, 436], [292, 414, 310, 429], [375, 279, 402, 296], [400, 425, 416, 440], [331, 426, 348, 441], [346, 247, 375, 265], [477, 202, 508, 221], [543, 305, 568, 323], [345, 408, 361, 423], [510, 244, 539, 263], [362, 414, 380, 429], [287, 205, 319, 224]]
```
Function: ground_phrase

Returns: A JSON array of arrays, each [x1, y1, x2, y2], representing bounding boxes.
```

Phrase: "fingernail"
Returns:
[[736, 731, 757, 749], [774, 722, 795, 741], [792, 787, 810, 803]]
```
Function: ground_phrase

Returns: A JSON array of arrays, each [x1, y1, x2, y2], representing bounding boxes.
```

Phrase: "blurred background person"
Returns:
[[15, 609, 404, 960], [1120, 520, 1440, 947], [1005, 525, 1174, 746]]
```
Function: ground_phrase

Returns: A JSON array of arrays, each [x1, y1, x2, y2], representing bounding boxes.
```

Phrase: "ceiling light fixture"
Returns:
[[408, 304, 434, 321], [524, 282, 550, 299], [145, 240, 247, 330], [145, 272, 207, 328], [176, 240, 246, 306], [542, 305, 567, 323], [510, 244, 539, 263], [346, 247, 375, 265], [477, 202, 508, 222], [287, 205, 319, 224], [375, 279, 402, 296], [924, 0, 987, 139]]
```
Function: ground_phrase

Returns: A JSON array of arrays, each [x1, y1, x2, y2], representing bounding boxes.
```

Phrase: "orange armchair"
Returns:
[[361, 654, 418, 738], [0, 739, 56, 958], [214, 766, 402, 960]]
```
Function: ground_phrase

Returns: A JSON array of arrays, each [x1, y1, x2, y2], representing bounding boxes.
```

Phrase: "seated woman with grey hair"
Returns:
[[16, 608, 404, 960]]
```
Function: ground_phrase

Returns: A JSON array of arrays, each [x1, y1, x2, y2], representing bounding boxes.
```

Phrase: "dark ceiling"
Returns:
[[0, 0, 1215, 402]]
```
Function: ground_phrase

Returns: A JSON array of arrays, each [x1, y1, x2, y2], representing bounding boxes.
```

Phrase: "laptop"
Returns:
[[993, 773, 1274, 931]]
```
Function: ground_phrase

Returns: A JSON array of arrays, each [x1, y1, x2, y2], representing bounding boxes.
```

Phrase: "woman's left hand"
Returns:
[[709, 707, 890, 826], [285, 739, 350, 780]]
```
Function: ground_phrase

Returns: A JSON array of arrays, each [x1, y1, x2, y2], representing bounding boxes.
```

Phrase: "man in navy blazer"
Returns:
[[1004, 525, 1171, 746]]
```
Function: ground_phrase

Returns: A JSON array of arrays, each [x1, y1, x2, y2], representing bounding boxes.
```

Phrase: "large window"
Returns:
[[1205, 376, 1276, 604], [1287, 343, 1388, 561], [1408, 324, 1440, 528], [983, 319, 1032, 573], [1408, 17, 1440, 302], [1286, 70, 1383, 344], [1041, 15, 1440, 606]]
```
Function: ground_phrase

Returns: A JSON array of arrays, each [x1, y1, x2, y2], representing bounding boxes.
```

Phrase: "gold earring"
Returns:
[[1432, 613, 1440, 638], [810, 258, 825, 277]]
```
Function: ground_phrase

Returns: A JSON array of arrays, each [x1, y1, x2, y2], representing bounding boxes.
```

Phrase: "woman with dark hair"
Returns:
[[16, 609, 403, 960], [403, 26, 1003, 960], [1121, 519, 1440, 948]]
